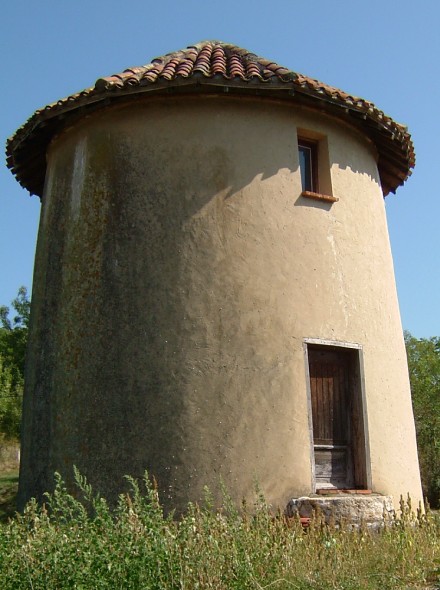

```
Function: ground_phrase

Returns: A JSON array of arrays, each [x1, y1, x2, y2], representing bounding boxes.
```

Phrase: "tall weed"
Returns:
[[0, 471, 439, 589]]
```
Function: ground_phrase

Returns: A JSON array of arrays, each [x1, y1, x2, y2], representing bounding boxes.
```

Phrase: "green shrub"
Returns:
[[405, 332, 440, 507], [0, 471, 439, 589]]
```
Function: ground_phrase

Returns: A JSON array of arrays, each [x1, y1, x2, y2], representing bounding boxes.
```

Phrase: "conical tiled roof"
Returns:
[[95, 41, 295, 87], [6, 41, 414, 197]]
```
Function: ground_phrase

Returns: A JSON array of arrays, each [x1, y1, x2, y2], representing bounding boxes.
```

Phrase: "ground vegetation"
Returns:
[[0, 471, 439, 589]]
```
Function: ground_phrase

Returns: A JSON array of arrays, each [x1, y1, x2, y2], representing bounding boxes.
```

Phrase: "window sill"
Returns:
[[301, 191, 338, 203]]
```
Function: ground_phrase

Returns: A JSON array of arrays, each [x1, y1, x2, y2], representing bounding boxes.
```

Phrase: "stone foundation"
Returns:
[[286, 493, 394, 529]]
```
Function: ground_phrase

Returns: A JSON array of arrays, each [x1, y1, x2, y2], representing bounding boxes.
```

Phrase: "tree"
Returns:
[[405, 331, 440, 507], [0, 357, 22, 440], [0, 286, 30, 379], [0, 287, 30, 441]]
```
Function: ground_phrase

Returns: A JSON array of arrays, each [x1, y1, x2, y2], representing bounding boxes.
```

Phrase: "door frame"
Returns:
[[303, 338, 372, 492]]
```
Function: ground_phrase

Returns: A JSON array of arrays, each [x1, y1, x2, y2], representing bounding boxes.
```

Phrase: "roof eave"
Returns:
[[6, 77, 414, 199]]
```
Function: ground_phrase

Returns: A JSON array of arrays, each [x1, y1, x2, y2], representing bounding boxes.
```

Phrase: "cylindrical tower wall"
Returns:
[[18, 96, 422, 511]]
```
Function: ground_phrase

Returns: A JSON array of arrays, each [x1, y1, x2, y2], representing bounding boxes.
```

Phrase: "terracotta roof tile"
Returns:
[[6, 40, 414, 198], [93, 42, 298, 88]]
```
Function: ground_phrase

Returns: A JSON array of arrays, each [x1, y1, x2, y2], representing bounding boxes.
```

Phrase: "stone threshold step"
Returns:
[[316, 488, 372, 496]]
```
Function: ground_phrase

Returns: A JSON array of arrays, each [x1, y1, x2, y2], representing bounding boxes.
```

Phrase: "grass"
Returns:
[[0, 470, 439, 589], [0, 470, 18, 523]]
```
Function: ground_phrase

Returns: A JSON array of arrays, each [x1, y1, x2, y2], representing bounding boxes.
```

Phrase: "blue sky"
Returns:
[[1, 0, 439, 337]]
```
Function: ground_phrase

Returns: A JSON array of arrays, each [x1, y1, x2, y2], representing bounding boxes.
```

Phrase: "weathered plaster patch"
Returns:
[[327, 231, 349, 328], [70, 136, 87, 221], [41, 164, 55, 228]]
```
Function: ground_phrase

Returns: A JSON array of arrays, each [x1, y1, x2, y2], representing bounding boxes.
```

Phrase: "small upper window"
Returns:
[[298, 139, 318, 193], [297, 134, 338, 203]]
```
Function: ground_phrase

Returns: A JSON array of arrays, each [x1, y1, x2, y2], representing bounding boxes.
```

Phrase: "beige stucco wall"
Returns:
[[19, 95, 422, 512]]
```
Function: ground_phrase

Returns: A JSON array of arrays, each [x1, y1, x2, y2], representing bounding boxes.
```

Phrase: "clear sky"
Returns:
[[1, 0, 439, 337]]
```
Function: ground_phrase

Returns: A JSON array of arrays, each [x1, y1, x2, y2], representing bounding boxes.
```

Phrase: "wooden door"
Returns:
[[308, 348, 353, 489]]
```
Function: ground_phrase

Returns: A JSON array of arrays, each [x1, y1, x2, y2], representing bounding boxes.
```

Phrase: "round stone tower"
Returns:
[[7, 42, 422, 513]]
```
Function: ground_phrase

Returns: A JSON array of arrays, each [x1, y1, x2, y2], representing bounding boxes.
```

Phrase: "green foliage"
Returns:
[[0, 286, 30, 381], [0, 358, 22, 440], [405, 331, 440, 507], [0, 471, 439, 589], [0, 287, 30, 441], [0, 472, 19, 524]]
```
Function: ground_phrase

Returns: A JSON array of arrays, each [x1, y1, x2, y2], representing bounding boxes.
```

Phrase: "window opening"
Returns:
[[297, 132, 337, 203], [298, 139, 318, 193]]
